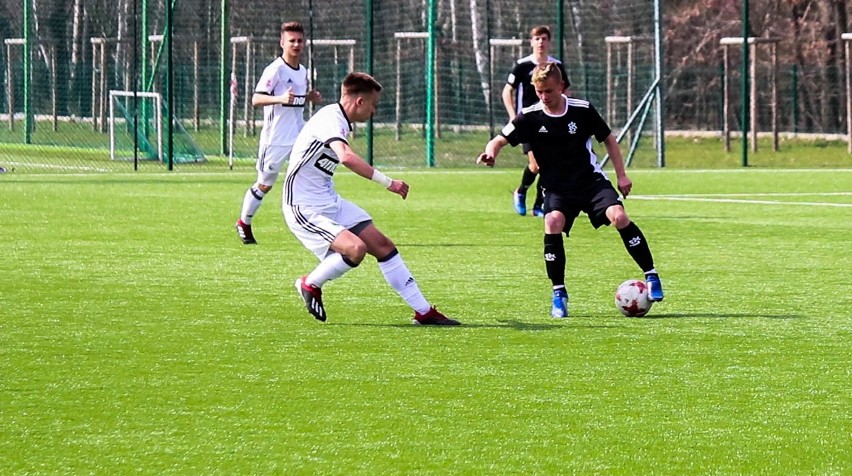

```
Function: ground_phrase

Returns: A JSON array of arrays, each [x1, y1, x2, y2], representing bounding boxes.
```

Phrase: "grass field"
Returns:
[[1, 168, 850, 474]]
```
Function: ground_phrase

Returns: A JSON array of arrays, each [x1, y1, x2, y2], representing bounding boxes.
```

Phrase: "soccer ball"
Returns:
[[615, 279, 653, 317]]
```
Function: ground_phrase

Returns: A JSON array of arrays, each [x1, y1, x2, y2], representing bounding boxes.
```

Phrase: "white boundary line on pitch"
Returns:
[[630, 194, 852, 207], [2, 161, 112, 172], [648, 192, 852, 197]]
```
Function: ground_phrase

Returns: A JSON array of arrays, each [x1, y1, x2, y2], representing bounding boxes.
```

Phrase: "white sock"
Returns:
[[307, 253, 356, 288], [240, 187, 266, 224], [378, 253, 430, 314]]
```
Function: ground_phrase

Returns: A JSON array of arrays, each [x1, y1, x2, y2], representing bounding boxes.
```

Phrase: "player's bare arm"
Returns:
[[331, 140, 409, 199], [603, 134, 632, 197], [501, 84, 517, 120], [251, 92, 279, 107], [477, 135, 510, 167]]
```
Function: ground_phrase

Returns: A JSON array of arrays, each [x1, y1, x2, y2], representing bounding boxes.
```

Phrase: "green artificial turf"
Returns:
[[0, 168, 850, 474]]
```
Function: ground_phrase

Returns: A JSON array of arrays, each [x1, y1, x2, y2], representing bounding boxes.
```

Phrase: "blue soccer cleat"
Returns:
[[532, 207, 545, 217], [551, 288, 569, 318], [645, 273, 665, 302], [513, 189, 527, 216]]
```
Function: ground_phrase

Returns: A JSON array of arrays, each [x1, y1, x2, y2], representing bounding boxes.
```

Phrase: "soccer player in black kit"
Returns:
[[501, 25, 571, 217], [478, 62, 664, 318]]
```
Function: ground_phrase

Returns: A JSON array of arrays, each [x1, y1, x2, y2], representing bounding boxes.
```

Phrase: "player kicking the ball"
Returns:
[[477, 62, 664, 318], [283, 72, 460, 326]]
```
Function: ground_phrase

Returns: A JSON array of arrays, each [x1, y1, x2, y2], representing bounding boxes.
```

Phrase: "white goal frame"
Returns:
[[109, 90, 163, 162]]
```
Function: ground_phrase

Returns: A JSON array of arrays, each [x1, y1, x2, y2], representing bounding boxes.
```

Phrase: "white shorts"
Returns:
[[256, 144, 293, 186], [283, 197, 373, 259]]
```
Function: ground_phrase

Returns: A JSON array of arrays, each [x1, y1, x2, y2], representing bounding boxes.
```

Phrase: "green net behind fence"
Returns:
[[2, 1, 850, 173]]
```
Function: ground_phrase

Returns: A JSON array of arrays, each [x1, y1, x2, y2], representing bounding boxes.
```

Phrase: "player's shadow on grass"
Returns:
[[640, 312, 804, 319], [395, 243, 509, 248], [330, 320, 618, 330]]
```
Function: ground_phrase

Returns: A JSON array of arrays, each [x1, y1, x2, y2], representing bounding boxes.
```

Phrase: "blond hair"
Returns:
[[531, 62, 563, 86]]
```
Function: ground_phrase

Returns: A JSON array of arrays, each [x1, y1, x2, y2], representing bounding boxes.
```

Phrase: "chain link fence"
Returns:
[[0, 0, 849, 173]]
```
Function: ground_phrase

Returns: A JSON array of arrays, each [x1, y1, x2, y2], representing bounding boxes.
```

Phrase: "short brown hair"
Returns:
[[281, 21, 304, 35], [531, 62, 563, 86], [530, 25, 551, 40], [342, 72, 383, 96]]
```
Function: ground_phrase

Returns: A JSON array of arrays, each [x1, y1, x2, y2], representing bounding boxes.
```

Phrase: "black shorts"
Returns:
[[543, 177, 623, 234], [522, 143, 533, 155]]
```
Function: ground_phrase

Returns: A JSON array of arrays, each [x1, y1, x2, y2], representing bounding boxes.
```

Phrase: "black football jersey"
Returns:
[[500, 97, 611, 193], [506, 55, 570, 112]]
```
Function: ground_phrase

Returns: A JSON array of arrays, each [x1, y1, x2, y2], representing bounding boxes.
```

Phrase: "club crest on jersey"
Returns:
[[314, 153, 339, 176], [568, 121, 578, 134]]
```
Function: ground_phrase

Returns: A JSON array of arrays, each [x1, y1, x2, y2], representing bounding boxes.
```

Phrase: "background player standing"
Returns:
[[284, 72, 460, 326], [235, 21, 322, 245], [501, 25, 571, 217], [480, 63, 664, 318]]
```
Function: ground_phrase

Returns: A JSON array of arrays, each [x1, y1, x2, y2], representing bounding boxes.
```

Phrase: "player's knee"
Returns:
[[609, 208, 630, 228], [345, 240, 368, 264], [370, 234, 396, 258], [544, 212, 565, 234], [256, 183, 273, 193]]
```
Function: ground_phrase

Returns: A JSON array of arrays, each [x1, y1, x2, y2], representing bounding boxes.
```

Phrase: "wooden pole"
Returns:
[[750, 42, 757, 152], [723, 44, 730, 152], [395, 37, 402, 140], [771, 42, 778, 151], [50, 44, 57, 131], [844, 34, 852, 153], [434, 42, 441, 139], [100, 41, 107, 132], [91, 39, 98, 131], [606, 41, 613, 124], [6, 42, 14, 131], [243, 40, 251, 137], [627, 41, 634, 145], [193, 40, 200, 131]]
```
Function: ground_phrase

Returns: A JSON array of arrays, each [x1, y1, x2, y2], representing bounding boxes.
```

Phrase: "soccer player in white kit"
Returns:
[[235, 21, 322, 245], [283, 72, 460, 326]]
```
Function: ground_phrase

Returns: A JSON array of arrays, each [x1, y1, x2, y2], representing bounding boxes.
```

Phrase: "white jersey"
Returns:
[[255, 57, 309, 147], [283, 103, 353, 206]]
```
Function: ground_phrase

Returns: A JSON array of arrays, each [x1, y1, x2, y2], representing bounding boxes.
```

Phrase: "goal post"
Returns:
[[109, 90, 162, 162]]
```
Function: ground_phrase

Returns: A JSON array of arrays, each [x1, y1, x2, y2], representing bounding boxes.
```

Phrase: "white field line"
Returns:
[[630, 193, 852, 207], [645, 192, 852, 197], [2, 161, 112, 173]]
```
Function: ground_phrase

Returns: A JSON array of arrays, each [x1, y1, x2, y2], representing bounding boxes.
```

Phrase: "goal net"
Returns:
[[109, 90, 205, 164]]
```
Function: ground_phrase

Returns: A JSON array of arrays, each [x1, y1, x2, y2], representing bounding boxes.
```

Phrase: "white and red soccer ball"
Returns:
[[615, 279, 653, 317]]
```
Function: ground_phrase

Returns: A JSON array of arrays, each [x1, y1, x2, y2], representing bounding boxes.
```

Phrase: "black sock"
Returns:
[[519, 167, 537, 193], [533, 182, 544, 209], [544, 233, 566, 287], [618, 222, 655, 273]]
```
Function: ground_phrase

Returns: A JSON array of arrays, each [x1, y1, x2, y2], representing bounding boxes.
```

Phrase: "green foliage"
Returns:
[[0, 169, 850, 473]]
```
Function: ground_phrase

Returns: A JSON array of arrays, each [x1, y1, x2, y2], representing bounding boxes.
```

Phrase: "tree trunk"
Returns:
[[468, 0, 490, 105], [826, 0, 846, 129]]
